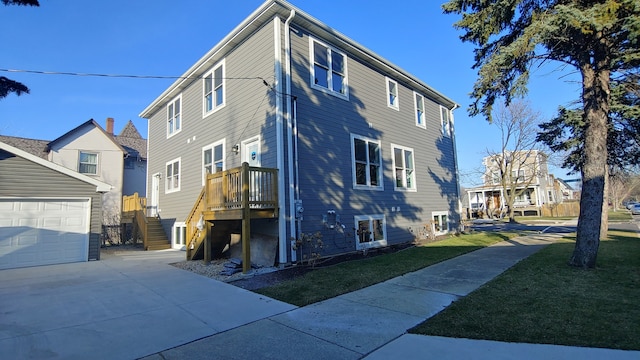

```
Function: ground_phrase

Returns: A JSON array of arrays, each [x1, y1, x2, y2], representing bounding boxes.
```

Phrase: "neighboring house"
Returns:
[[555, 177, 579, 201], [0, 118, 148, 242], [466, 150, 557, 217], [0, 141, 111, 270], [139, 0, 461, 265]]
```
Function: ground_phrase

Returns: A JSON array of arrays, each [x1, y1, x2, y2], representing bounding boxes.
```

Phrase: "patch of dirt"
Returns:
[[102, 241, 418, 291]]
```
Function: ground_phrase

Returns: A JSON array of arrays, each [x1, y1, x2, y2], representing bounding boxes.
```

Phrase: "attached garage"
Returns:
[[0, 142, 111, 270]]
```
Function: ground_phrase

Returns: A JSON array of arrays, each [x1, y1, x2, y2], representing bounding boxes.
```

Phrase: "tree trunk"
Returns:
[[601, 167, 609, 240], [570, 64, 609, 269]]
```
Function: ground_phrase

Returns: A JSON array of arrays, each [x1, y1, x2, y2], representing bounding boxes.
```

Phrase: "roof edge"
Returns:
[[0, 141, 112, 192]]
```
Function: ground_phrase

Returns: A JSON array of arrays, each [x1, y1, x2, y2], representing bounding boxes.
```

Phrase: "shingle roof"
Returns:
[[114, 120, 147, 160], [0, 135, 49, 159], [0, 119, 147, 161]]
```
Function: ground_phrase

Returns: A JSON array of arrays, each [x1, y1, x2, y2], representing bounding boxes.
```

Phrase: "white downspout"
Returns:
[[284, 9, 297, 263], [450, 104, 462, 226], [274, 16, 287, 266]]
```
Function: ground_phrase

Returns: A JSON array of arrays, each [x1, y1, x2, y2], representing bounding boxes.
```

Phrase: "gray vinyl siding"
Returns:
[[0, 150, 104, 260], [288, 26, 459, 255], [146, 20, 278, 234]]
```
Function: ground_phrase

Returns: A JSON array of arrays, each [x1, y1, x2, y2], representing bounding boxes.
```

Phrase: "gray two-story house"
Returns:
[[140, 0, 461, 268]]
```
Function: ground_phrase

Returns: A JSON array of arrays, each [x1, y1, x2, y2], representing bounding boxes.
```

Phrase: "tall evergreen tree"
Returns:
[[443, 0, 640, 268], [1, 0, 40, 99]]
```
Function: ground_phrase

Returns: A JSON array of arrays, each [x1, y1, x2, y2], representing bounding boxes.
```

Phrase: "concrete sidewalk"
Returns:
[[142, 233, 639, 360]]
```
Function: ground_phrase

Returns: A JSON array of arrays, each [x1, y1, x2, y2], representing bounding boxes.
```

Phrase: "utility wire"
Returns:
[[0, 68, 266, 82]]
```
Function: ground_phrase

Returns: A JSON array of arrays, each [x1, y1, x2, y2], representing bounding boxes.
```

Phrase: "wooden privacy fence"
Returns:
[[541, 202, 580, 217]]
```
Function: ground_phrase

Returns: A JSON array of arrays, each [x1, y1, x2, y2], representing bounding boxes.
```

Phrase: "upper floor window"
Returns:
[[167, 95, 181, 138], [203, 60, 225, 115], [202, 140, 225, 185], [310, 38, 348, 99], [511, 169, 525, 182], [351, 134, 382, 190], [440, 105, 451, 136], [414, 92, 425, 128], [166, 158, 181, 193], [392, 144, 416, 191], [386, 78, 399, 110], [78, 151, 98, 175]]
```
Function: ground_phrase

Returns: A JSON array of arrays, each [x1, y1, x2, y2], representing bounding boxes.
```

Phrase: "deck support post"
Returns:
[[241, 162, 251, 273]]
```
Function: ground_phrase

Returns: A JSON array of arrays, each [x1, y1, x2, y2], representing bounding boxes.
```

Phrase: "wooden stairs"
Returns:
[[145, 216, 171, 250], [122, 192, 171, 251]]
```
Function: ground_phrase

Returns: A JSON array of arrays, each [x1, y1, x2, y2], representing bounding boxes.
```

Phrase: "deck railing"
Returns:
[[204, 163, 278, 211], [122, 192, 146, 212]]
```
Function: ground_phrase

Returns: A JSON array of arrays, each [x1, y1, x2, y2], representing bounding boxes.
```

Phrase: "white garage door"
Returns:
[[0, 198, 90, 270]]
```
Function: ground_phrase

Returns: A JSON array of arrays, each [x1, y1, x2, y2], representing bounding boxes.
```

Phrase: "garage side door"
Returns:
[[0, 198, 90, 270]]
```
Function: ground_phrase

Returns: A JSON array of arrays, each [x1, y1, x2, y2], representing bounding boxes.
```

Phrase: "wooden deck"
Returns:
[[184, 163, 278, 272], [123, 164, 278, 272]]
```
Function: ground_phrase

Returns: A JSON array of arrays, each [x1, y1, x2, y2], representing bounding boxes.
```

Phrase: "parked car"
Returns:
[[631, 204, 640, 215], [625, 201, 639, 210]]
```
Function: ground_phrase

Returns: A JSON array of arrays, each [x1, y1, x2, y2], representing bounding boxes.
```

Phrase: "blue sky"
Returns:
[[0, 0, 582, 187]]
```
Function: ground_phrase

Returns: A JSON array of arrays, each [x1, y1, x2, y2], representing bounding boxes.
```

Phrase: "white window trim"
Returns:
[[309, 37, 349, 100], [386, 77, 399, 110], [202, 139, 226, 186], [165, 157, 181, 194], [202, 59, 226, 117], [440, 105, 451, 137], [432, 211, 450, 235], [167, 94, 182, 138], [414, 92, 426, 128], [78, 151, 99, 175], [391, 143, 417, 192], [350, 133, 384, 191], [172, 222, 186, 250], [354, 214, 387, 250]]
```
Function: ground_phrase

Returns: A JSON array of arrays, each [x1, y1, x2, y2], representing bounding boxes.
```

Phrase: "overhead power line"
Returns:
[[0, 68, 266, 82]]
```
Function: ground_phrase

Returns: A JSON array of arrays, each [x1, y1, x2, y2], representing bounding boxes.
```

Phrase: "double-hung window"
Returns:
[[391, 144, 416, 191], [386, 78, 399, 110], [355, 214, 387, 250], [78, 151, 98, 175], [310, 38, 348, 98], [414, 92, 425, 128], [432, 211, 449, 235], [351, 134, 382, 190], [202, 140, 225, 185], [167, 95, 181, 137], [440, 105, 451, 136], [511, 169, 525, 182], [203, 60, 225, 115], [166, 158, 181, 193]]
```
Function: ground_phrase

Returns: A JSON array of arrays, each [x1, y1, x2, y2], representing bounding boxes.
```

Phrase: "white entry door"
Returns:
[[242, 136, 261, 167], [242, 137, 261, 202], [149, 173, 160, 217]]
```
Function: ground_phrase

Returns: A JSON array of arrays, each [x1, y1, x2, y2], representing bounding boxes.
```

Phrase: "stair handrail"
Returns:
[[185, 187, 206, 259]]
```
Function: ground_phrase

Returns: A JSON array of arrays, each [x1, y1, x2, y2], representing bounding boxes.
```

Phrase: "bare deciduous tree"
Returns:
[[484, 101, 545, 222]]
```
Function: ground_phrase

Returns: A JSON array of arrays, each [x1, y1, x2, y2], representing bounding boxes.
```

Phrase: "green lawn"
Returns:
[[410, 230, 640, 350], [256, 232, 517, 306]]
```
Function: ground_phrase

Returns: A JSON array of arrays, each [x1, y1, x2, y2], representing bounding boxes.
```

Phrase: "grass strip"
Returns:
[[410, 229, 640, 350], [256, 231, 517, 307]]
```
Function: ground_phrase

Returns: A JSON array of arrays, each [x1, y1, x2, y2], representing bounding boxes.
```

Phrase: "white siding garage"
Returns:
[[0, 198, 91, 270]]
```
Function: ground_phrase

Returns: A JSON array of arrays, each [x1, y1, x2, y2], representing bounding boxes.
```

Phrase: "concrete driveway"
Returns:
[[0, 249, 295, 359]]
